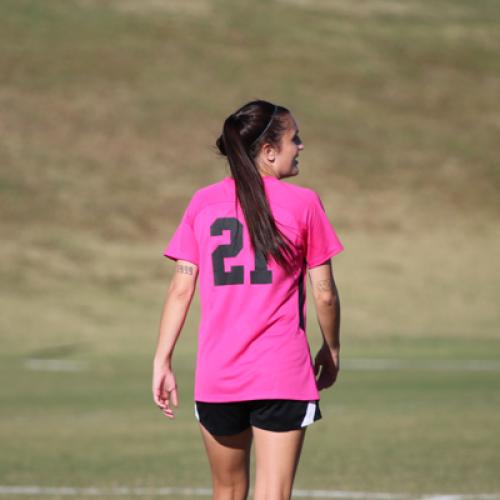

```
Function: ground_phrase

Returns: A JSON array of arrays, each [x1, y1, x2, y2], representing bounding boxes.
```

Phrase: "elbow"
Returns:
[[168, 281, 195, 302], [315, 291, 339, 308]]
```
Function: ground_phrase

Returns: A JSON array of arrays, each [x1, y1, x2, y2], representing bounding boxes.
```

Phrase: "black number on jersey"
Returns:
[[211, 217, 273, 286]]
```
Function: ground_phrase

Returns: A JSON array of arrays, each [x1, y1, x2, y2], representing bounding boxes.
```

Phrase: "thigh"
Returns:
[[198, 423, 253, 487], [195, 401, 253, 490], [252, 426, 306, 499]]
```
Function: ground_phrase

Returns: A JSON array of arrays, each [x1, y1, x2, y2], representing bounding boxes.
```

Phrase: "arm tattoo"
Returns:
[[176, 263, 194, 275], [315, 278, 335, 293]]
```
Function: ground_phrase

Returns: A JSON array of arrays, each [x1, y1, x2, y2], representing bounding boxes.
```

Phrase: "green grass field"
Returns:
[[1, 0, 499, 498]]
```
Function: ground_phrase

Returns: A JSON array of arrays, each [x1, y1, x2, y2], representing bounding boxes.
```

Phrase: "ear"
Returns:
[[262, 143, 276, 162]]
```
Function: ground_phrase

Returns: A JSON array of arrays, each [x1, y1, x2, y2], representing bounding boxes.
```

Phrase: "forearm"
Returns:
[[315, 293, 341, 350], [153, 290, 193, 367]]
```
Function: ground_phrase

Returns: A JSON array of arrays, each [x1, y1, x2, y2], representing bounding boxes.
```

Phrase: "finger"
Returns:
[[161, 400, 175, 417], [152, 390, 160, 406], [153, 388, 165, 408], [162, 404, 174, 414], [318, 371, 327, 390], [161, 390, 170, 410], [163, 395, 170, 409], [171, 387, 179, 407], [317, 368, 333, 391], [316, 365, 325, 390]]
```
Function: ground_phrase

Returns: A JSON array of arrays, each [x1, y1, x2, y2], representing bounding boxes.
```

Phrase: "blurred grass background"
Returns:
[[1, 0, 499, 498]]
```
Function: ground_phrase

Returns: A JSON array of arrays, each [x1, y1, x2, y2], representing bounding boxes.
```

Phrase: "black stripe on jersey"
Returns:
[[298, 265, 305, 331]]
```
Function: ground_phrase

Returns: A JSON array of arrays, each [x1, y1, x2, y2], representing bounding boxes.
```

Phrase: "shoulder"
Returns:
[[272, 179, 323, 214], [195, 178, 227, 197], [185, 178, 229, 216]]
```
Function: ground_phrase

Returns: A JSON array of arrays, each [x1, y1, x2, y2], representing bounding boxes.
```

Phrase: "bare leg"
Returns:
[[199, 423, 253, 500], [252, 426, 306, 500]]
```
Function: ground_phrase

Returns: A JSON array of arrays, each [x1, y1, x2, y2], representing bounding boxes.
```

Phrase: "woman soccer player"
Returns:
[[152, 99, 343, 500]]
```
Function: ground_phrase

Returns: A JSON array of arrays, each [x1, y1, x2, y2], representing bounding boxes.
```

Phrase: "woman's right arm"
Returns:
[[308, 259, 341, 390], [152, 260, 198, 418]]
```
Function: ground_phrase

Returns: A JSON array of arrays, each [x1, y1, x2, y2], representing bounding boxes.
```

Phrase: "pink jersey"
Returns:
[[163, 175, 344, 402]]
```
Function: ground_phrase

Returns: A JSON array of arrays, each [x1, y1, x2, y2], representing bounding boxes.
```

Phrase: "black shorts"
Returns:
[[194, 399, 322, 436]]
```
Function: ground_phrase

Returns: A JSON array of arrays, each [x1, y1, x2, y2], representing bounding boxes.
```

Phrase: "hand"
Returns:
[[152, 362, 179, 419], [314, 343, 340, 391]]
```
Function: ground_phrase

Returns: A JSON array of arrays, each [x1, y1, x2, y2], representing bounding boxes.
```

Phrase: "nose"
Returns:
[[298, 142, 304, 151]]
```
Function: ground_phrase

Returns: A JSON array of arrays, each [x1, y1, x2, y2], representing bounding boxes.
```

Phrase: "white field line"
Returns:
[[23, 358, 500, 373], [24, 359, 88, 372], [0, 486, 499, 499]]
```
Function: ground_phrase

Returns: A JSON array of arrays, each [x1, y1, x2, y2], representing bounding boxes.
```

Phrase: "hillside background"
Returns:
[[1, 0, 499, 497]]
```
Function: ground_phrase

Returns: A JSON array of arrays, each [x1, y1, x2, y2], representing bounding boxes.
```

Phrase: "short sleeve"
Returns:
[[305, 191, 344, 269], [163, 196, 199, 267]]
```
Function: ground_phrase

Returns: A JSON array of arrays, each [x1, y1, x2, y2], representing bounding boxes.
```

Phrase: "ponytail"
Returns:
[[216, 101, 297, 274]]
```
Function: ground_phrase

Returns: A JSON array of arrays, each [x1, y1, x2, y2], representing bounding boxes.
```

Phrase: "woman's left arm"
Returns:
[[152, 260, 198, 418]]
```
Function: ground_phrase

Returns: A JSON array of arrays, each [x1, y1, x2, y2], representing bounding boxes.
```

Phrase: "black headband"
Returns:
[[251, 105, 278, 147]]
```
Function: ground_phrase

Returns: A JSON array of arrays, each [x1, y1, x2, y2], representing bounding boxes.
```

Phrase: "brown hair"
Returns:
[[216, 100, 297, 273]]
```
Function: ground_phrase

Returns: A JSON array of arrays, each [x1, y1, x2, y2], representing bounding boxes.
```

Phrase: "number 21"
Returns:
[[211, 217, 273, 286]]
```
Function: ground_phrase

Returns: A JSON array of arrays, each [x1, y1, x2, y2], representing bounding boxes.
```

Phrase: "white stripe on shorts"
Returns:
[[194, 403, 200, 421], [300, 401, 316, 427]]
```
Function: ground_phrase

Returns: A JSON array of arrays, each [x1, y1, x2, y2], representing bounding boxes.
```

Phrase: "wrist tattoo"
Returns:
[[176, 263, 194, 275]]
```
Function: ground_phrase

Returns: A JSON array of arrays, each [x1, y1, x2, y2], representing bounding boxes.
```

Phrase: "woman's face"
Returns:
[[258, 113, 304, 179]]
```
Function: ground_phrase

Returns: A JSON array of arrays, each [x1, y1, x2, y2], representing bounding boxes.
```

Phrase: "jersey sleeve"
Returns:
[[305, 191, 344, 269], [163, 195, 199, 267]]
